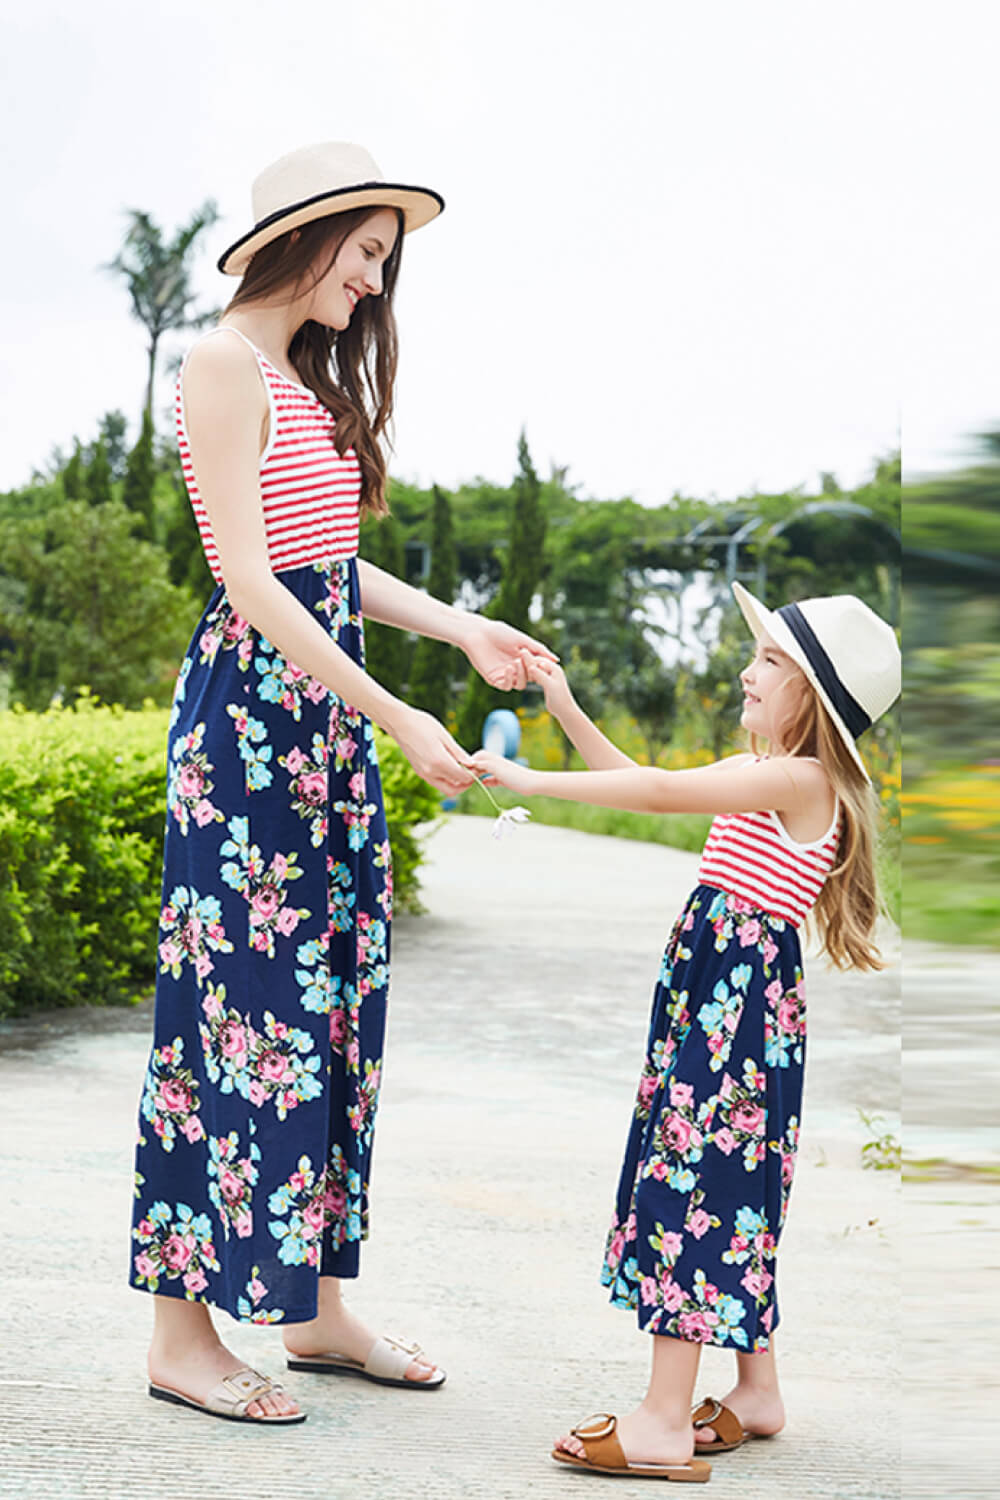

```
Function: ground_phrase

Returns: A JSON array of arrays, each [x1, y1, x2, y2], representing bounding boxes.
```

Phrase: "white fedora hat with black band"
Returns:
[[731, 582, 900, 781], [218, 142, 445, 277]]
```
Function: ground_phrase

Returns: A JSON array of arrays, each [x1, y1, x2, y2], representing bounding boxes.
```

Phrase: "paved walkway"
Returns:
[[0, 815, 907, 1498]]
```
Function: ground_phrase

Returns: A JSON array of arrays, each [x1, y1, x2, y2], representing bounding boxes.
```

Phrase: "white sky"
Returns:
[[2, 1, 993, 499]]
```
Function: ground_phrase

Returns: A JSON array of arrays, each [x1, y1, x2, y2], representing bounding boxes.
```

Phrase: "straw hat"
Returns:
[[218, 142, 445, 276], [731, 582, 900, 780]]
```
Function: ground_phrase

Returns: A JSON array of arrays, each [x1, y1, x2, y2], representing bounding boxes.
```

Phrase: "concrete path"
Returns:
[[1, 815, 905, 1498]]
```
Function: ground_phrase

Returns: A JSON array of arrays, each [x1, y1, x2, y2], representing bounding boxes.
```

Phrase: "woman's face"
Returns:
[[739, 631, 808, 745], [307, 208, 400, 330]]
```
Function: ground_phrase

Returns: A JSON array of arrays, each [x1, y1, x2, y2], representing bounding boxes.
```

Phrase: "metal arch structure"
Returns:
[[628, 499, 901, 636]]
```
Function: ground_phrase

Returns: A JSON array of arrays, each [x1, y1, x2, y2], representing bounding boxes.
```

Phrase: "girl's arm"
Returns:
[[182, 336, 472, 793], [471, 747, 829, 818], [356, 559, 558, 692], [521, 653, 636, 770]]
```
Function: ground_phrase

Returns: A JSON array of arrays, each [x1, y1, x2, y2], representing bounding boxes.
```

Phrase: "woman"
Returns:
[[130, 142, 552, 1424]]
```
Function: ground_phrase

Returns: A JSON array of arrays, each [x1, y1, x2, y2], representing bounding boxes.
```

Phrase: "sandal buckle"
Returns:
[[573, 1413, 616, 1440]]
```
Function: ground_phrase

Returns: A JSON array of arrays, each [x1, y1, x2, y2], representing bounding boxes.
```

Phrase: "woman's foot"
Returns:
[[693, 1383, 785, 1445], [555, 1405, 696, 1468], [148, 1334, 301, 1420], [283, 1293, 440, 1384]]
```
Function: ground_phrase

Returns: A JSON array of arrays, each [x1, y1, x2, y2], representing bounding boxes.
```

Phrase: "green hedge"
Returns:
[[0, 698, 439, 1018]]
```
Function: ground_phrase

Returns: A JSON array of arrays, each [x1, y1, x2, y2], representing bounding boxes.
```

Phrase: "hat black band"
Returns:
[[777, 603, 872, 738]]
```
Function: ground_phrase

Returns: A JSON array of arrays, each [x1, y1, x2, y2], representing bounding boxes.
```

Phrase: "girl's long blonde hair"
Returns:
[[753, 681, 886, 972]]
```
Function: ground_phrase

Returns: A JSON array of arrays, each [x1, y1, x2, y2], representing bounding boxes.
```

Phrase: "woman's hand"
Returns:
[[389, 705, 476, 794], [519, 650, 576, 720], [469, 750, 538, 798], [461, 617, 558, 691]]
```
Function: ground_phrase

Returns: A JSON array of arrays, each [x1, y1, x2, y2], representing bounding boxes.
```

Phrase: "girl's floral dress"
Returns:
[[130, 332, 391, 1325], [602, 796, 840, 1351]]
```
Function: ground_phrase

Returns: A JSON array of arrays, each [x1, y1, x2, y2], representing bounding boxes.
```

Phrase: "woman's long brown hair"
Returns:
[[752, 682, 887, 972], [223, 207, 403, 518]]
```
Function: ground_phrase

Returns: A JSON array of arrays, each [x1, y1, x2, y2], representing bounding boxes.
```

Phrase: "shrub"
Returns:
[[0, 700, 439, 1017]]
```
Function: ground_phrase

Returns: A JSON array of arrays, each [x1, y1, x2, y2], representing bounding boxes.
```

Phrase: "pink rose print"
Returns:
[[275, 907, 301, 937], [662, 1278, 685, 1312], [731, 1102, 765, 1134], [677, 1310, 718, 1342], [181, 1116, 205, 1144], [713, 1128, 736, 1156], [737, 919, 762, 946], [664, 1114, 692, 1151], [284, 746, 307, 774], [688, 1209, 712, 1239], [183, 1266, 208, 1295], [669, 1081, 694, 1108], [161, 1233, 193, 1272], [134, 1252, 157, 1279]]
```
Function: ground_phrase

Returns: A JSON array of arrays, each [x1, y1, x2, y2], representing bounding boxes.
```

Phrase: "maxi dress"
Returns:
[[600, 787, 840, 1352], [129, 330, 391, 1325]]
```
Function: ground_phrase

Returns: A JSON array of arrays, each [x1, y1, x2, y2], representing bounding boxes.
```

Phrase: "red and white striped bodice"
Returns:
[[176, 328, 361, 584], [696, 790, 841, 928]]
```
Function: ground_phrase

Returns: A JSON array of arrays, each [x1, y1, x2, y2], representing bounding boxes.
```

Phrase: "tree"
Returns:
[[106, 200, 220, 422], [408, 485, 458, 722], [0, 500, 193, 709], [85, 439, 113, 507], [360, 508, 410, 697], [61, 443, 84, 501], [456, 433, 547, 746], [122, 408, 157, 541], [98, 411, 130, 481]]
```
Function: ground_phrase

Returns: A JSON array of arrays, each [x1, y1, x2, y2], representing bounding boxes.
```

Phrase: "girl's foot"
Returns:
[[283, 1298, 440, 1384], [693, 1383, 785, 1445], [555, 1405, 696, 1468], [148, 1338, 301, 1420]]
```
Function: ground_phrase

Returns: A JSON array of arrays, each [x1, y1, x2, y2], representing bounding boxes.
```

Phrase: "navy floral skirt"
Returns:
[[601, 885, 806, 1352], [129, 557, 391, 1325]]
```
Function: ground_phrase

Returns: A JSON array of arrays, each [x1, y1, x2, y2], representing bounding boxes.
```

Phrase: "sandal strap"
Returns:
[[691, 1396, 744, 1445], [570, 1413, 628, 1470], [205, 1366, 283, 1418], [365, 1334, 424, 1382]]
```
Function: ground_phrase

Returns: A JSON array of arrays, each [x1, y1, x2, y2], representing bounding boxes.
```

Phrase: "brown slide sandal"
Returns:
[[552, 1413, 712, 1481], [692, 1396, 774, 1454]]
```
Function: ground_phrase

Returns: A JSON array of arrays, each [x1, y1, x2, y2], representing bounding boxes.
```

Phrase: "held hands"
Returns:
[[469, 749, 538, 798], [516, 649, 576, 719], [390, 705, 475, 794], [462, 617, 559, 692]]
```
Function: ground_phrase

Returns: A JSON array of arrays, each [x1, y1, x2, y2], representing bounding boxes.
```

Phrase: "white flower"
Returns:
[[491, 806, 532, 840]]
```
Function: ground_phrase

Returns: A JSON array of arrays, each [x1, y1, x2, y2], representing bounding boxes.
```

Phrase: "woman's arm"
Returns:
[[182, 336, 473, 792], [471, 748, 829, 818], [356, 558, 558, 692]]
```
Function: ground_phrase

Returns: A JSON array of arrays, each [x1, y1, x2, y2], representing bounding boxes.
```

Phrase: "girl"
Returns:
[[473, 583, 900, 1482], [130, 142, 553, 1425]]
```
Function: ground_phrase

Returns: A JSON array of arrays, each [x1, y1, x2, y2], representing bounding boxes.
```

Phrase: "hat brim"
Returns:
[[218, 181, 445, 276], [731, 581, 871, 782]]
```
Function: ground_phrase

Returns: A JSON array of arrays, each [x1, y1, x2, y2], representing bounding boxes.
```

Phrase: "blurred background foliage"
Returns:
[[901, 432, 1000, 947]]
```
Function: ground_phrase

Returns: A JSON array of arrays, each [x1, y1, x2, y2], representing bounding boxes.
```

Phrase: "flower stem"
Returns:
[[473, 774, 503, 813]]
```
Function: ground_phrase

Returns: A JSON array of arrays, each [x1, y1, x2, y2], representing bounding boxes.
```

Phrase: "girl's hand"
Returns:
[[389, 705, 475, 794], [519, 650, 576, 720], [461, 617, 558, 692], [469, 750, 538, 798]]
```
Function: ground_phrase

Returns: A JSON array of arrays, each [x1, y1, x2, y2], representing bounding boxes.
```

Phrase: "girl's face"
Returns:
[[307, 208, 400, 330], [739, 631, 807, 746]]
